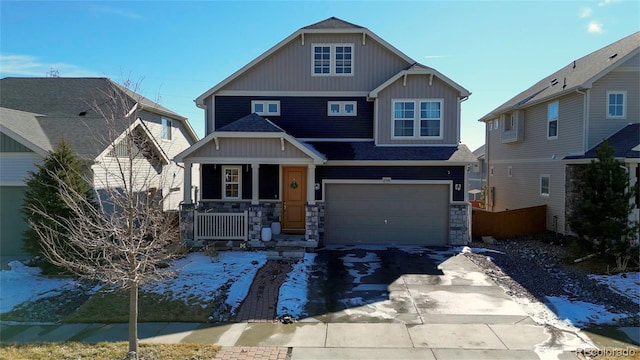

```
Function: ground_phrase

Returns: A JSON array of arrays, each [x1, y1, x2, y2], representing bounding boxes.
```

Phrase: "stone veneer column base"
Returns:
[[449, 204, 470, 245], [305, 203, 320, 242]]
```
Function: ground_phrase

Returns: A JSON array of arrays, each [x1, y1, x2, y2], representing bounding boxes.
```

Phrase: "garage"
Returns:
[[324, 183, 450, 245]]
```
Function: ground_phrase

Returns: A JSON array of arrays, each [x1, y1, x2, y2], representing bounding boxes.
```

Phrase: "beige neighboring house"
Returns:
[[478, 32, 639, 235], [0, 77, 199, 259]]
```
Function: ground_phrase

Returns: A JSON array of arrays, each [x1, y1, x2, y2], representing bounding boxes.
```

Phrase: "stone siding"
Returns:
[[565, 164, 587, 235], [449, 204, 470, 245], [305, 203, 320, 242]]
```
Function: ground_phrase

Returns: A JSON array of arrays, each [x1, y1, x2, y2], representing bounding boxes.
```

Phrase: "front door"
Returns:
[[282, 166, 307, 233]]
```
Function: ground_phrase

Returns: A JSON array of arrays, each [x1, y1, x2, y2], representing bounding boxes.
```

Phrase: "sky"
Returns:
[[1, 1, 638, 151]]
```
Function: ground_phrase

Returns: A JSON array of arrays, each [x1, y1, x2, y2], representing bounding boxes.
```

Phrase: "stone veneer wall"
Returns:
[[449, 204, 470, 245], [565, 164, 587, 235], [305, 204, 320, 242]]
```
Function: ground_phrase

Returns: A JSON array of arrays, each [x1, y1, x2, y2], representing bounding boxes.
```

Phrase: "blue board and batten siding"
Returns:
[[214, 96, 373, 139], [201, 163, 465, 202]]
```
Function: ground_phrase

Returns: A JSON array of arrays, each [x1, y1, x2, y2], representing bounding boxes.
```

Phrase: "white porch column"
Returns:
[[307, 164, 316, 205], [251, 163, 260, 205], [183, 161, 193, 204]]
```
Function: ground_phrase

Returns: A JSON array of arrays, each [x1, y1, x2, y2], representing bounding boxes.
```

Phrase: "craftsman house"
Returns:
[[176, 17, 475, 248], [478, 32, 639, 235], [0, 77, 199, 258]]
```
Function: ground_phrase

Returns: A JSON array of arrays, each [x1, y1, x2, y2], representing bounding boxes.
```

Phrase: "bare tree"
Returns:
[[28, 80, 181, 359]]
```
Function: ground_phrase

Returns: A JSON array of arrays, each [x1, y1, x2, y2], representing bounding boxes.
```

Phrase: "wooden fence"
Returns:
[[472, 205, 546, 239]]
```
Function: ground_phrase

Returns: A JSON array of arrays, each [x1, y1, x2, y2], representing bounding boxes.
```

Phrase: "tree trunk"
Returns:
[[128, 283, 139, 359]]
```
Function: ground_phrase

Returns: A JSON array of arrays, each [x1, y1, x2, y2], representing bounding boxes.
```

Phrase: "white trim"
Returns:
[[369, 69, 470, 99], [321, 179, 453, 202], [606, 90, 626, 119], [327, 101, 357, 116], [374, 143, 459, 147], [222, 165, 242, 200], [311, 43, 355, 77], [251, 100, 281, 116], [324, 160, 470, 166], [492, 158, 562, 164], [216, 90, 370, 97], [95, 118, 170, 165], [185, 157, 316, 165], [297, 138, 373, 142]]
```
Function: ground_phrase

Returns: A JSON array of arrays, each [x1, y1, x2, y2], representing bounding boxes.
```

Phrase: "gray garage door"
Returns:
[[324, 183, 449, 245]]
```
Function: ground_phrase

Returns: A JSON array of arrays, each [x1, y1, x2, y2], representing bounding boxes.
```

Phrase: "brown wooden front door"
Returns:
[[282, 166, 307, 233]]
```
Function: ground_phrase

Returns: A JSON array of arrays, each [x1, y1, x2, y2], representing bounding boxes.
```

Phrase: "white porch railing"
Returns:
[[194, 211, 249, 241]]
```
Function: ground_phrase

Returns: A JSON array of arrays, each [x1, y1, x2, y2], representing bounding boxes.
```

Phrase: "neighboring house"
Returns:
[[468, 145, 486, 206], [176, 17, 475, 247], [0, 77, 199, 258], [478, 32, 639, 235]]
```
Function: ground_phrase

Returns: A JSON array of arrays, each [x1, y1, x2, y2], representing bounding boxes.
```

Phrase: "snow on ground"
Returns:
[[589, 272, 640, 306], [545, 296, 631, 327], [340, 251, 381, 284], [0, 261, 97, 313], [144, 252, 266, 312], [277, 253, 316, 318]]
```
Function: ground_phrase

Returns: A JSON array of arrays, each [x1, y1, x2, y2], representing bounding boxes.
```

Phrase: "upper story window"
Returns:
[[162, 118, 172, 140], [607, 91, 626, 118], [223, 166, 241, 200], [393, 99, 443, 139], [312, 44, 353, 76], [328, 101, 357, 116], [251, 100, 280, 116], [547, 101, 559, 139], [503, 113, 514, 131]]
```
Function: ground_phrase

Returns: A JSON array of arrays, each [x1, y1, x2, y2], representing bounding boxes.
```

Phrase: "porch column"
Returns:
[[307, 164, 316, 205], [183, 161, 192, 204], [251, 163, 260, 205]]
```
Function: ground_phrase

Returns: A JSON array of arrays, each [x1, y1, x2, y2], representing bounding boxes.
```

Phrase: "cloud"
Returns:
[[0, 54, 103, 77], [579, 7, 593, 18], [424, 55, 449, 59], [598, 0, 622, 6], [587, 21, 604, 33], [91, 5, 142, 19]]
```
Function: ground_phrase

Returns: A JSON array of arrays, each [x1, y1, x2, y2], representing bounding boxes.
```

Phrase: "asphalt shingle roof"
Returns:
[[301, 17, 364, 30], [479, 31, 640, 121], [0, 107, 52, 153], [565, 123, 640, 160], [216, 113, 284, 132], [304, 142, 475, 162]]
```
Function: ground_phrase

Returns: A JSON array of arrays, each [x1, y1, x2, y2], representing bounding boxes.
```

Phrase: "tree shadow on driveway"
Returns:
[[303, 245, 451, 324]]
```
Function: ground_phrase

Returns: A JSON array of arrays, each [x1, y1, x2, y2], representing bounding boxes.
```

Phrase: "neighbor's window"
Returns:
[[312, 44, 353, 76], [251, 100, 280, 116], [607, 91, 625, 118], [547, 102, 558, 139], [540, 175, 550, 196], [327, 101, 357, 116], [504, 113, 514, 131], [162, 118, 172, 140], [490, 166, 494, 176], [223, 166, 241, 199]]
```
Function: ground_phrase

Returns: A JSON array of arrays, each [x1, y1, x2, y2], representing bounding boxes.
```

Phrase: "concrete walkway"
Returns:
[[0, 254, 598, 359]]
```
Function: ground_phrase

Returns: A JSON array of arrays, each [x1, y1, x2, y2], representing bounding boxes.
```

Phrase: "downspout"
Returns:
[[458, 96, 469, 145], [575, 88, 589, 153]]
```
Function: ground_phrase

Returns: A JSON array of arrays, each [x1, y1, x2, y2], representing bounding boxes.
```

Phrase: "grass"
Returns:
[[64, 288, 212, 323], [0, 342, 219, 360]]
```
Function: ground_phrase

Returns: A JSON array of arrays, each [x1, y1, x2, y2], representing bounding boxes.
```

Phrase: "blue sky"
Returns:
[[1, 1, 638, 151]]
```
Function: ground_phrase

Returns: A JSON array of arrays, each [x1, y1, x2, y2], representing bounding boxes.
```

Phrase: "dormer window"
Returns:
[[312, 44, 353, 76]]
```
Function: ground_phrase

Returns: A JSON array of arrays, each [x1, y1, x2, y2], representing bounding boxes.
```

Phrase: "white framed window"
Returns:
[[251, 100, 280, 116], [392, 99, 443, 139], [540, 175, 550, 197], [312, 44, 353, 76], [504, 113, 514, 131], [547, 101, 558, 139], [327, 101, 357, 116], [606, 91, 626, 118], [490, 166, 494, 176], [494, 119, 499, 130], [161, 118, 172, 140], [508, 166, 513, 177], [223, 166, 241, 200]]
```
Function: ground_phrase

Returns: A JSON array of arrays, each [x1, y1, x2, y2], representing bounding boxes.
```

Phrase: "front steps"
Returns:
[[249, 234, 318, 260]]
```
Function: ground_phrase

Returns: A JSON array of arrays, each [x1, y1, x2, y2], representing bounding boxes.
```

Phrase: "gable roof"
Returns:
[[478, 31, 640, 122], [217, 113, 284, 132], [565, 123, 640, 160], [369, 63, 471, 99], [0, 107, 51, 155], [305, 142, 476, 163], [0, 77, 197, 159], [195, 17, 416, 106]]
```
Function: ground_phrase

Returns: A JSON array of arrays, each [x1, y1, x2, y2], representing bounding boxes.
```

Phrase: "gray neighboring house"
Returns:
[[0, 77, 199, 259], [478, 32, 639, 235], [468, 144, 486, 203]]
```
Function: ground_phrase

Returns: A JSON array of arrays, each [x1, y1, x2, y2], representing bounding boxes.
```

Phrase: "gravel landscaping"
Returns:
[[463, 236, 640, 327]]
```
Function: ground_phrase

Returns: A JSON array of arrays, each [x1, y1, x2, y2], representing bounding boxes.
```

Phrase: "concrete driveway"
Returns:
[[302, 245, 531, 325]]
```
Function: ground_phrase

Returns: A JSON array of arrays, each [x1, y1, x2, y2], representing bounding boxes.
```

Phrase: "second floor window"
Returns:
[[251, 100, 280, 116], [162, 118, 172, 140], [607, 91, 625, 118], [547, 101, 558, 139], [312, 44, 353, 76], [393, 99, 443, 139]]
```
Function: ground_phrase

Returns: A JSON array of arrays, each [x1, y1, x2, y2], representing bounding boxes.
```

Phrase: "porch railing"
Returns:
[[194, 211, 248, 241]]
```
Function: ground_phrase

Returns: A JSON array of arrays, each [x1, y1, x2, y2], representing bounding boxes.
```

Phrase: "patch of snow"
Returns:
[[589, 272, 640, 306], [0, 261, 91, 313], [144, 252, 266, 312], [341, 252, 381, 284], [545, 296, 630, 327], [277, 253, 316, 318], [456, 246, 505, 255]]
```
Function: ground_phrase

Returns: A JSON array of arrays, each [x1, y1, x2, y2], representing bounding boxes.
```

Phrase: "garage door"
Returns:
[[324, 183, 449, 245], [0, 186, 30, 257]]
